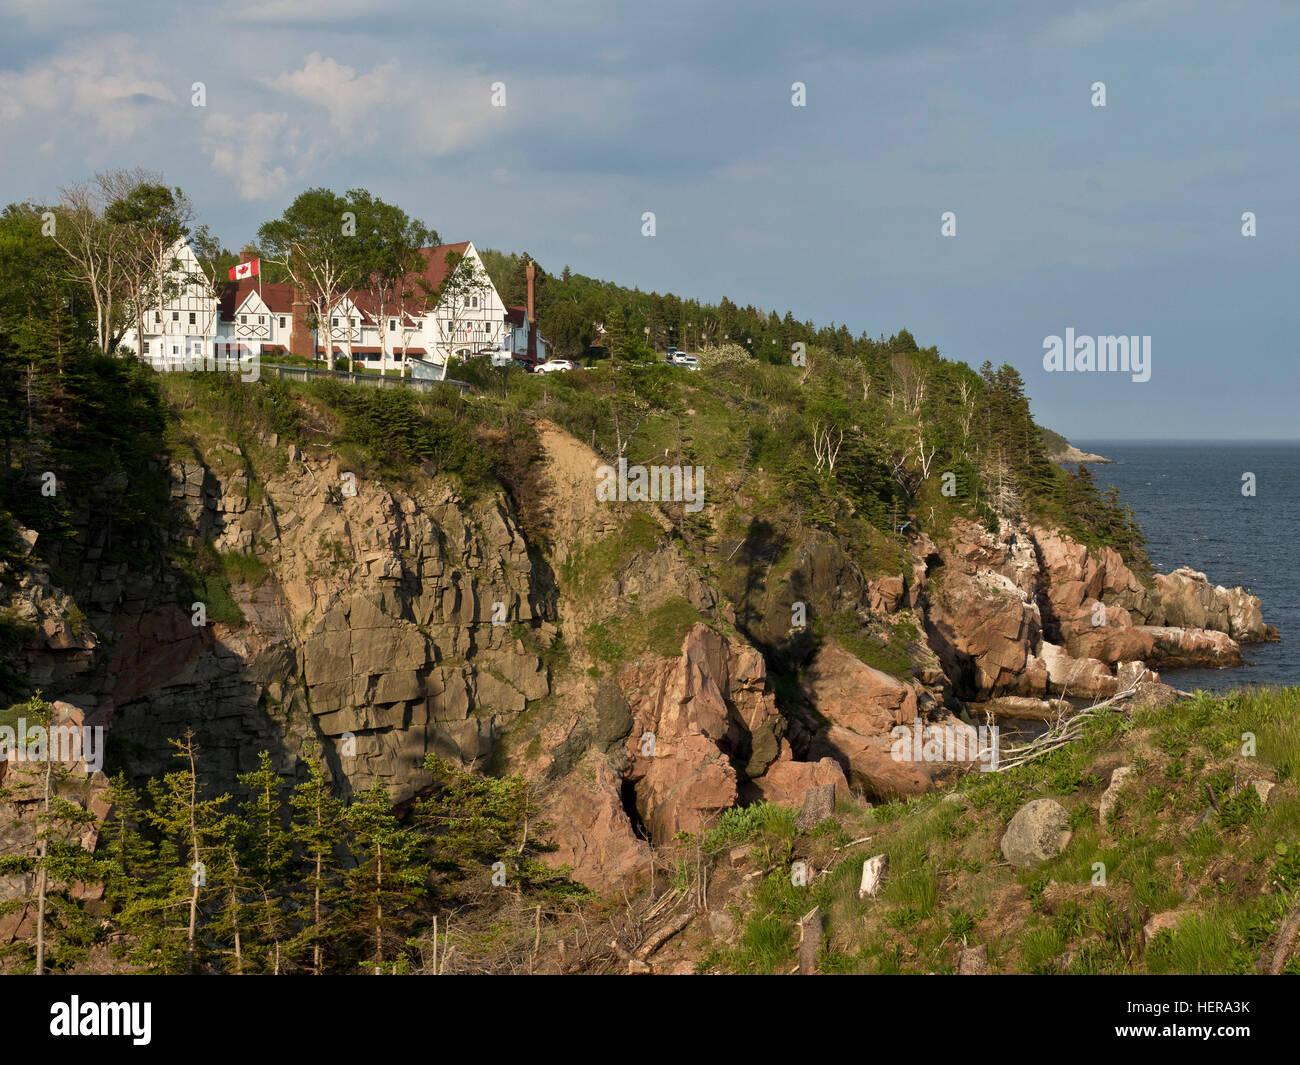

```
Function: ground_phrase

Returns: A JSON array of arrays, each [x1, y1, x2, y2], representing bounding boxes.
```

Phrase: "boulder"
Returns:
[[1249, 780, 1276, 806], [1153, 568, 1268, 641], [981, 695, 1073, 721], [1038, 643, 1119, 698], [800, 639, 920, 735], [631, 733, 738, 840], [1143, 910, 1183, 945], [1000, 798, 1072, 868], [750, 759, 848, 819], [1137, 626, 1242, 668], [926, 566, 1040, 698], [820, 726, 932, 801], [1116, 660, 1158, 689]]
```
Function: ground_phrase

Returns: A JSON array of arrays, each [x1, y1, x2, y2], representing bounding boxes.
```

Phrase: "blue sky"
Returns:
[[1, 0, 1297, 439]]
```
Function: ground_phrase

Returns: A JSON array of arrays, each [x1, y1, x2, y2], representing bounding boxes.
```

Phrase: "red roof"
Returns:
[[341, 242, 471, 319], [220, 281, 298, 320], [418, 242, 472, 294]]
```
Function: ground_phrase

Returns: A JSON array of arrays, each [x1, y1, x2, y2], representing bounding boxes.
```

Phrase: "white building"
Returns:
[[123, 239, 548, 374]]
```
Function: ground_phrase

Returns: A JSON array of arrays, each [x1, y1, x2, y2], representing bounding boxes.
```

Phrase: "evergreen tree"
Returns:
[[287, 746, 346, 974], [234, 751, 293, 973], [343, 783, 428, 972], [144, 731, 230, 974]]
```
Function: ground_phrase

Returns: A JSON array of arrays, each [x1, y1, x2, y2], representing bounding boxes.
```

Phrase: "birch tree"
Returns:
[[259, 189, 364, 367]]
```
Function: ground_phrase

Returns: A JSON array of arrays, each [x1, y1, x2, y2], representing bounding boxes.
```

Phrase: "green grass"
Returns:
[[701, 687, 1300, 975], [560, 513, 661, 601]]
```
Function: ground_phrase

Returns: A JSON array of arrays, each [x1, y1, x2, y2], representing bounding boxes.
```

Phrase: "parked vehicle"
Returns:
[[535, 359, 577, 373], [490, 351, 535, 372], [672, 353, 699, 370]]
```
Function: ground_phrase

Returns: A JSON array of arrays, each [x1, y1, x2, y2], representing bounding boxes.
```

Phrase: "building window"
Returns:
[[189, 312, 196, 325], [351, 318, 358, 327], [389, 319, 396, 331], [331, 317, 338, 327], [172, 311, 180, 322], [279, 316, 286, 328], [241, 315, 247, 324], [258, 315, 265, 324], [143, 341, 150, 354], [154, 312, 161, 324], [171, 345, 178, 355]]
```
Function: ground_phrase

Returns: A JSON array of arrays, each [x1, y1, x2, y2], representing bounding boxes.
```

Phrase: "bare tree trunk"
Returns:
[[34, 739, 53, 975], [228, 848, 243, 975], [313, 784, 323, 975], [375, 843, 384, 968], [185, 737, 201, 975]]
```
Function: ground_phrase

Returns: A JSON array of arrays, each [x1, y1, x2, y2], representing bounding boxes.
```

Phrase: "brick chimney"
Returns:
[[525, 258, 537, 361], [290, 292, 314, 359]]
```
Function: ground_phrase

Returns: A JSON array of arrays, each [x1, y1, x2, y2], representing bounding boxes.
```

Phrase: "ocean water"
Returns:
[[1073, 441, 1297, 692]]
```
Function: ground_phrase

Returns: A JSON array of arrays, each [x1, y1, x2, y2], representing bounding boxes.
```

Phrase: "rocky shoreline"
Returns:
[[1050, 444, 1112, 465]]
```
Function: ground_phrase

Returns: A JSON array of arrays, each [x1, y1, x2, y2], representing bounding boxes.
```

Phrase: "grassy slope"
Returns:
[[666, 687, 1300, 974]]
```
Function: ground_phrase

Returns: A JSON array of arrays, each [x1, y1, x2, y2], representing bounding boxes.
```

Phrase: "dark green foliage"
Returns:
[[37, 740, 573, 974], [307, 378, 496, 489], [414, 755, 570, 897]]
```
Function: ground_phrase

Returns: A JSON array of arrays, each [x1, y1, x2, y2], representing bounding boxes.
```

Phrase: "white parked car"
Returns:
[[674, 354, 699, 371], [535, 359, 578, 373]]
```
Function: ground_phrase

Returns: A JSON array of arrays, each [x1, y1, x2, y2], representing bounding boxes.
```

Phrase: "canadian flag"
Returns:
[[229, 259, 260, 281]]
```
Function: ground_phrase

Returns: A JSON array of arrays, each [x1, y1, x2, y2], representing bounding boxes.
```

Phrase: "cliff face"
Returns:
[[8, 435, 555, 802], [0, 419, 1276, 896]]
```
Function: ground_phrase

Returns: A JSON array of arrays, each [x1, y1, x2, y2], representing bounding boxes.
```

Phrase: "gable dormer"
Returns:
[[327, 295, 364, 342]]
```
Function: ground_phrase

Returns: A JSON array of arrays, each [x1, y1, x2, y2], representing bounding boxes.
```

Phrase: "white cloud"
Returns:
[[203, 112, 299, 200], [268, 53, 400, 140], [0, 36, 177, 141], [267, 52, 510, 154]]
